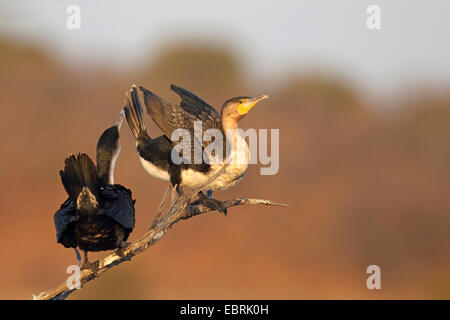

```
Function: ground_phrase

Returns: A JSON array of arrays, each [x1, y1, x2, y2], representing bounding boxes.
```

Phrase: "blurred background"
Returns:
[[1, 0, 450, 299]]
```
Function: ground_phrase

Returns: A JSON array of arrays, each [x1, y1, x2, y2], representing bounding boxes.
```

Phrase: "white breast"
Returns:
[[139, 156, 170, 182], [181, 133, 249, 191]]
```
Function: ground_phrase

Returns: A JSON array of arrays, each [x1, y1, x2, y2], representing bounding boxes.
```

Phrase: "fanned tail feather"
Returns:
[[124, 84, 148, 140], [59, 153, 99, 202]]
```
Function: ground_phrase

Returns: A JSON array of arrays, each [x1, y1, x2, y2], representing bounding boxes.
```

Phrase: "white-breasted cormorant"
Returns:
[[123, 84, 267, 214], [54, 112, 135, 267]]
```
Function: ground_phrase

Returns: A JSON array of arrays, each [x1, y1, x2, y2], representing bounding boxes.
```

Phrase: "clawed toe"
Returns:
[[81, 260, 92, 270], [80, 250, 94, 270], [115, 241, 130, 256], [119, 241, 130, 248], [197, 191, 227, 215], [202, 198, 228, 215]]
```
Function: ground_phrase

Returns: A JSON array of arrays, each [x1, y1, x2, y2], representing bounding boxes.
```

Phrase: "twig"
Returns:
[[151, 185, 170, 228], [32, 165, 288, 300]]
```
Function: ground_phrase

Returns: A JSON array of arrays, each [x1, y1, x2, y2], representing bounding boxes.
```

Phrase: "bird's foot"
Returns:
[[119, 241, 131, 248], [81, 260, 93, 271], [80, 251, 96, 271], [115, 241, 131, 257], [81, 259, 100, 272], [198, 192, 228, 215]]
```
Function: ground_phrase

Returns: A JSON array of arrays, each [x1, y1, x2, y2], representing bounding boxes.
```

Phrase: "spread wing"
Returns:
[[54, 198, 77, 243], [170, 84, 221, 130], [140, 86, 201, 137], [140, 86, 225, 164], [100, 184, 135, 232]]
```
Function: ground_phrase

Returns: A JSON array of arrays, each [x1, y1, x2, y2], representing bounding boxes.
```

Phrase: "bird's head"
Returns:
[[221, 94, 268, 128], [76, 187, 99, 212]]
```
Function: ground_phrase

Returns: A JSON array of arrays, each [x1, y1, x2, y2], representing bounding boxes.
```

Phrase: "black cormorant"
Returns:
[[54, 111, 135, 267]]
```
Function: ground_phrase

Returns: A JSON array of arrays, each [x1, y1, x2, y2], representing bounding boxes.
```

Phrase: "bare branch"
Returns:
[[32, 165, 288, 300], [185, 197, 289, 218]]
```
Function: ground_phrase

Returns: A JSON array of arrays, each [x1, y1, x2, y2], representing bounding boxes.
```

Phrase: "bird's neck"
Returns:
[[221, 117, 249, 165], [221, 116, 239, 131], [222, 117, 241, 151], [97, 145, 121, 186]]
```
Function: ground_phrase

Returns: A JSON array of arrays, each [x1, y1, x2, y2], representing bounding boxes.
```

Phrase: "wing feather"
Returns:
[[170, 84, 221, 129], [140, 86, 225, 163], [54, 198, 77, 243], [100, 185, 135, 232]]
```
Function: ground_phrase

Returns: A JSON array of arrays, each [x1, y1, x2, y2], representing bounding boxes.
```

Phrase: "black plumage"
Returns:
[[54, 113, 135, 266]]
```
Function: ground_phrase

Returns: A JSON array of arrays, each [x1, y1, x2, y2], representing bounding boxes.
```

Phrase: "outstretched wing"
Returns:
[[100, 184, 135, 232], [140, 86, 195, 140], [54, 198, 77, 244], [170, 84, 221, 130], [140, 86, 225, 164], [170, 85, 227, 161]]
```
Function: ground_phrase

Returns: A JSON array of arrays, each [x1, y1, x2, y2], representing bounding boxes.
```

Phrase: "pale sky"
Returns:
[[1, 0, 449, 94]]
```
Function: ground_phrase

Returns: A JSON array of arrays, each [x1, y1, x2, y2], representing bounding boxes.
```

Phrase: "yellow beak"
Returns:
[[237, 94, 268, 115]]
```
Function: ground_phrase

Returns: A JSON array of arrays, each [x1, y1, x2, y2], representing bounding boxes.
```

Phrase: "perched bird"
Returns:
[[124, 84, 267, 214], [54, 112, 135, 267]]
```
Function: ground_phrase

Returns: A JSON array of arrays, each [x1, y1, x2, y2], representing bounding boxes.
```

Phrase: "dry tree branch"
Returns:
[[32, 165, 288, 300]]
